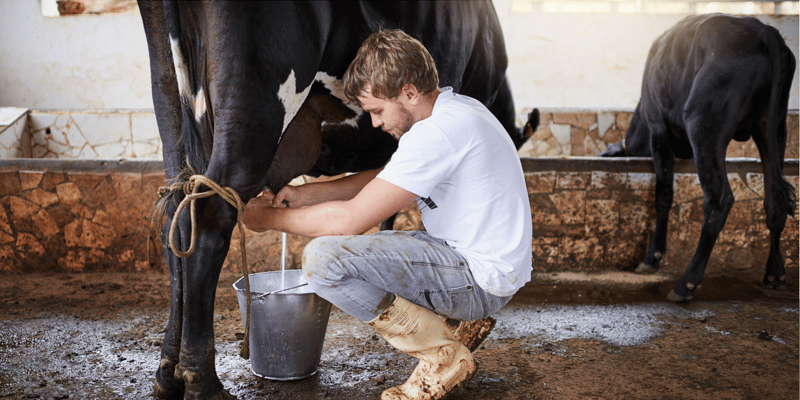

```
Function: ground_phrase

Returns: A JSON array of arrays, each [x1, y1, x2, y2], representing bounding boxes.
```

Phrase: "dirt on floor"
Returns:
[[0, 266, 797, 400]]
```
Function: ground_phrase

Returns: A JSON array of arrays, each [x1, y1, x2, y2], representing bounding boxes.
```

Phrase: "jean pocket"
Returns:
[[413, 284, 480, 320]]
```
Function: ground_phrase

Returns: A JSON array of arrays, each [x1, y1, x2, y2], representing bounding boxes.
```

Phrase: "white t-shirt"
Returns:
[[377, 87, 533, 297]]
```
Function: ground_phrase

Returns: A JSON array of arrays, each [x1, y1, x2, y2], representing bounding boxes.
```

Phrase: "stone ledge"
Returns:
[[521, 157, 800, 175], [4, 156, 796, 175], [0, 107, 29, 127]]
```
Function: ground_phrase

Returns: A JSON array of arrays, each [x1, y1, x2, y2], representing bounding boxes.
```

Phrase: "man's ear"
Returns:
[[402, 83, 421, 104]]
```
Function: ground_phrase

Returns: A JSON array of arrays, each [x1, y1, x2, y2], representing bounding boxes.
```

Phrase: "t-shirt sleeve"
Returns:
[[377, 124, 457, 198]]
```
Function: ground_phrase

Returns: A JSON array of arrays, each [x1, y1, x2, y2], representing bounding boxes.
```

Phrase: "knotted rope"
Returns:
[[160, 174, 253, 360]]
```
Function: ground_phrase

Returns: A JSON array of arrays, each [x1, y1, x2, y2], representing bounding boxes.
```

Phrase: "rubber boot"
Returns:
[[368, 296, 477, 400], [443, 316, 496, 352]]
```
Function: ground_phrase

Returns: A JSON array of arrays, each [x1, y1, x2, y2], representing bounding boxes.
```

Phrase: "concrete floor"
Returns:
[[0, 267, 797, 399]]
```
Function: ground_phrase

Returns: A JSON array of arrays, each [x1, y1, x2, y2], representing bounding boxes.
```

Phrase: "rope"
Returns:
[[163, 174, 253, 360]]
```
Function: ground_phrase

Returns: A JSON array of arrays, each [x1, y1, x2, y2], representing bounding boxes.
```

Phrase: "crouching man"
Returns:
[[242, 29, 532, 400]]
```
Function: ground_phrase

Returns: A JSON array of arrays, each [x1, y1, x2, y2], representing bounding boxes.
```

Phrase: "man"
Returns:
[[243, 29, 532, 400]]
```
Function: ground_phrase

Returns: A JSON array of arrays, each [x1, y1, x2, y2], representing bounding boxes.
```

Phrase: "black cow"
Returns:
[[600, 14, 796, 302], [138, 1, 537, 398]]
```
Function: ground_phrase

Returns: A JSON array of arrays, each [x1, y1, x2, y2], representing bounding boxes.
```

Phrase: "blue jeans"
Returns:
[[301, 230, 513, 322]]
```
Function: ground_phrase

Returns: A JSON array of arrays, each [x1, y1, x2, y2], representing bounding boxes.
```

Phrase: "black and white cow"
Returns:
[[138, 1, 537, 398], [600, 14, 796, 302]]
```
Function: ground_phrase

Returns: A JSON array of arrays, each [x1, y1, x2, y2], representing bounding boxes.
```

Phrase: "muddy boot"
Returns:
[[368, 296, 476, 400], [443, 316, 496, 352]]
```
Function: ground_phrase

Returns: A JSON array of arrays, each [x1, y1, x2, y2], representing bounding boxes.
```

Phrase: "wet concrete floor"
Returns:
[[0, 267, 797, 399]]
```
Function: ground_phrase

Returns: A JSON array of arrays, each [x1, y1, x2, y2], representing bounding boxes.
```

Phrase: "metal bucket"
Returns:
[[233, 270, 332, 380]]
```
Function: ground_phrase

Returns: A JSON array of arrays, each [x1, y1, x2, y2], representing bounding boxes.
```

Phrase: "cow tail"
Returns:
[[762, 27, 797, 217], [163, 0, 211, 174]]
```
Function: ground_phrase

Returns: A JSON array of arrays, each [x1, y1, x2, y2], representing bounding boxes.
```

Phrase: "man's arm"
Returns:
[[243, 177, 416, 237], [264, 168, 383, 208]]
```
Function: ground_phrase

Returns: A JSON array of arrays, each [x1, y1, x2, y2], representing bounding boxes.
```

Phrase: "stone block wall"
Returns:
[[0, 160, 165, 272], [521, 158, 799, 273], [0, 158, 796, 278]]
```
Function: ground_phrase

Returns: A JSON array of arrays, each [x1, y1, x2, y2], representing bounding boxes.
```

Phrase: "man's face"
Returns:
[[357, 89, 415, 140]]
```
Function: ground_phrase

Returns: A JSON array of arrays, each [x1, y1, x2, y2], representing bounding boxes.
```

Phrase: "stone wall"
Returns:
[[0, 160, 165, 272], [1, 158, 796, 277], [522, 158, 799, 273]]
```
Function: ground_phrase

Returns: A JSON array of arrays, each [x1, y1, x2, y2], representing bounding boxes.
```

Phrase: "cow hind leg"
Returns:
[[752, 114, 795, 290], [636, 124, 675, 275], [486, 76, 533, 149], [668, 171, 734, 302], [668, 124, 735, 302]]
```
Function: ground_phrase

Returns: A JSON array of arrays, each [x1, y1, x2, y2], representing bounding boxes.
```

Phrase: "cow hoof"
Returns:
[[153, 360, 184, 399], [185, 389, 236, 400], [763, 275, 787, 290], [184, 376, 236, 400], [153, 379, 184, 400], [667, 289, 693, 303], [212, 390, 237, 400], [635, 263, 658, 274]]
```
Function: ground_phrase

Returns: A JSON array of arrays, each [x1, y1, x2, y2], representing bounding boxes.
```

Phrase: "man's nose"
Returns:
[[371, 117, 382, 129]]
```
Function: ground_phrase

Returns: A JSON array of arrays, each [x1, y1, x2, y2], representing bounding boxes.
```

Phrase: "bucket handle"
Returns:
[[253, 282, 309, 299]]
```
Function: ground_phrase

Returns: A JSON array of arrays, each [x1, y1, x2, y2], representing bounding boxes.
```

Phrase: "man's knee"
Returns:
[[301, 236, 345, 279]]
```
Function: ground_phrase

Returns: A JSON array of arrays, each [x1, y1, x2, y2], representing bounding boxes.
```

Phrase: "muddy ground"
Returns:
[[0, 266, 797, 400]]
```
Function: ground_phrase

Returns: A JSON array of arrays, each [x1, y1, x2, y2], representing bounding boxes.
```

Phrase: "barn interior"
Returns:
[[0, 1, 798, 399]]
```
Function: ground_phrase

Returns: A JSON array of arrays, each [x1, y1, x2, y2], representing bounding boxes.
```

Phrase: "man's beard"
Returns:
[[395, 104, 415, 138]]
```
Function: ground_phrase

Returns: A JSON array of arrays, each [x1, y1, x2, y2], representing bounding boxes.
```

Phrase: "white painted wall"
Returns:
[[0, 1, 152, 109], [494, 0, 800, 110], [0, 0, 797, 110]]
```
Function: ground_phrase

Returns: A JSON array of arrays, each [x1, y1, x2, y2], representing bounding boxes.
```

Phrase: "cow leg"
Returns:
[[752, 113, 793, 290], [668, 117, 736, 302], [154, 211, 185, 399], [138, 1, 192, 397], [636, 125, 674, 275], [486, 76, 529, 149], [760, 164, 789, 290], [668, 157, 734, 302], [174, 196, 237, 400]]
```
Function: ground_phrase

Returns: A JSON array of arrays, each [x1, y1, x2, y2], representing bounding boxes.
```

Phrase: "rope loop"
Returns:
[[168, 175, 245, 258]]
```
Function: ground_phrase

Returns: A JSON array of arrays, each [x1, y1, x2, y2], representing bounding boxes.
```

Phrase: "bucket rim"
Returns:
[[232, 270, 312, 296]]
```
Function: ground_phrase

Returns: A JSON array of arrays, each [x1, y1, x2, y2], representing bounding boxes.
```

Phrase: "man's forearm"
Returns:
[[299, 168, 383, 205], [243, 174, 416, 238], [266, 201, 370, 238]]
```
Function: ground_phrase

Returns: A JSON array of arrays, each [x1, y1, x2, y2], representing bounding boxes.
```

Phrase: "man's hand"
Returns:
[[270, 185, 302, 208], [241, 185, 305, 233], [242, 194, 278, 232]]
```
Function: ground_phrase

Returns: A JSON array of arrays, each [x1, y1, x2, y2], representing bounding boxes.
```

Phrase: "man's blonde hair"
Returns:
[[343, 29, 439, 103]]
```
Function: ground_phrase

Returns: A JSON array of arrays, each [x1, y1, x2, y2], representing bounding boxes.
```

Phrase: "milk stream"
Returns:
[[280, 232, 287, 290]]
